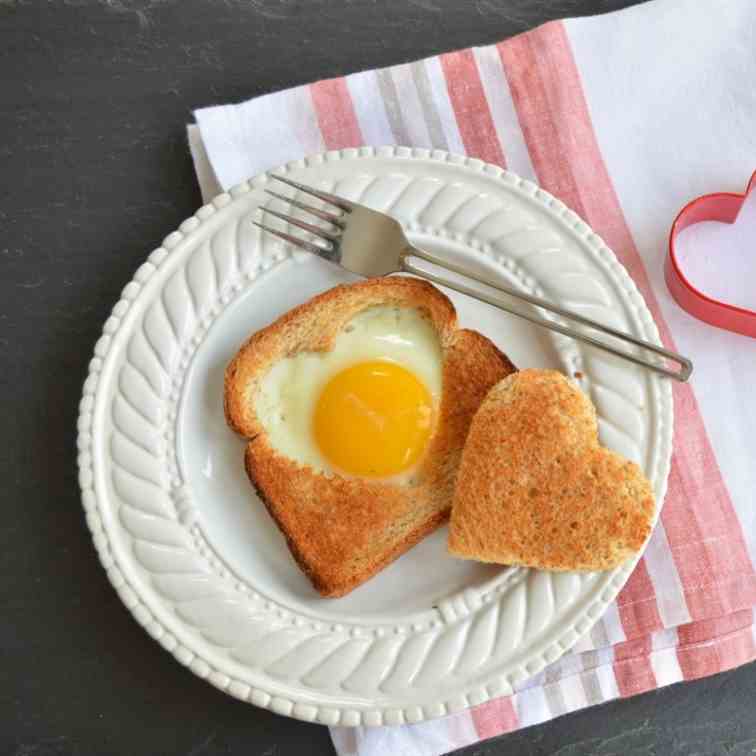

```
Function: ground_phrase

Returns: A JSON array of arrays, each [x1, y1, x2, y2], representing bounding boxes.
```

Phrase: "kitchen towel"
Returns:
[[188, 0, 756, 752]]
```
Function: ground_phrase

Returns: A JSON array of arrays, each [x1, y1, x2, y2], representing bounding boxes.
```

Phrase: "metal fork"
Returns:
[[254, 175, 692, 382]]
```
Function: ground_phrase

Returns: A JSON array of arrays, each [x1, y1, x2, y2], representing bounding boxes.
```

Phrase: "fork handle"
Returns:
[[400, 246, 692, 382]]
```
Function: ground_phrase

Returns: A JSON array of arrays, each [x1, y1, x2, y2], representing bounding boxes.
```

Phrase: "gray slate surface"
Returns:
[[2, 1, 755, 754]]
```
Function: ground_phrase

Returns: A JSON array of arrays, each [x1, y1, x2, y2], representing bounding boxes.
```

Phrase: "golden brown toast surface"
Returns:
[[225, 277, 516, 597], [449, 369, 655, 571]]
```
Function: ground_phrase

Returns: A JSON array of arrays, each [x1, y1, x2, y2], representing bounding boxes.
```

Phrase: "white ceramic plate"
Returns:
[[78, 147, 672, 727]]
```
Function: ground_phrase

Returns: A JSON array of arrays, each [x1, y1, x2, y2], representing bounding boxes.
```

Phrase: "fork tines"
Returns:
[[254, 175, 351, 252], [269, 174, 354, 212], [251, 220, 328, 254], [264, 189, 344, 227]]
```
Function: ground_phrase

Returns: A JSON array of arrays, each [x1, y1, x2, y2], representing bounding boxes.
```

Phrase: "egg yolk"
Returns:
[[313, 360, 434, 478]]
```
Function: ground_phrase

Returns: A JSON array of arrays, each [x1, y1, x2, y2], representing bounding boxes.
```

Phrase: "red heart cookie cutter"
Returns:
[[666, 170, 756, 338]]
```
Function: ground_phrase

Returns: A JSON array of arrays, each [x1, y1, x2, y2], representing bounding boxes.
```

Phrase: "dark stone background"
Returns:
[[2, 1, 754, 754]]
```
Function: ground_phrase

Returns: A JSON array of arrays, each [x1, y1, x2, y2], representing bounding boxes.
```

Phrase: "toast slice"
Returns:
[[225, 277, 516, 597], [449, 369, 655, 571]]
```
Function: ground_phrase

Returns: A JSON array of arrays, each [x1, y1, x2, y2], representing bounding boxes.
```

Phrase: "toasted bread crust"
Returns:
[[448, 369, 655, 572], [245, 448, 450, 597], [225, 277, 516, 597]]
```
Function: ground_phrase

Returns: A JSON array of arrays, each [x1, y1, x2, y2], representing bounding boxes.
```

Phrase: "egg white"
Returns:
[[255, 305, 443, 477]]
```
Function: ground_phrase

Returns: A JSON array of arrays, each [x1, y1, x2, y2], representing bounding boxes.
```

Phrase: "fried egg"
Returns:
[[255, 305, 442, 480]]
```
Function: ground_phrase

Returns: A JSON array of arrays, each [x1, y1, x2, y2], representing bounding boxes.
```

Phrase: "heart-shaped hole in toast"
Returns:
[[449, 369, 655, 571]]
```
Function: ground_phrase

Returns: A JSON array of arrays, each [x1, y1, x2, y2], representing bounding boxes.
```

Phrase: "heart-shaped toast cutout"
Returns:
[[225, 277, 516, 596], [666, 169, 756, 338], [449, 369, 655, 571]]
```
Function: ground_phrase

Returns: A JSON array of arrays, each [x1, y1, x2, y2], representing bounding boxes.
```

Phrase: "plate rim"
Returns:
[[77, 145, 673, 727]]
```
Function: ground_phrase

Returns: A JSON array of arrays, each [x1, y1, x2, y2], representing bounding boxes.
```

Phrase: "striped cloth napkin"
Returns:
[[188, 0, 756, 752]]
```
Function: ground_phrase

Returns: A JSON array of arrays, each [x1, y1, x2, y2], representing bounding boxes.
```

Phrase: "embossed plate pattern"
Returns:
[[77, 147, 672, 726]]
